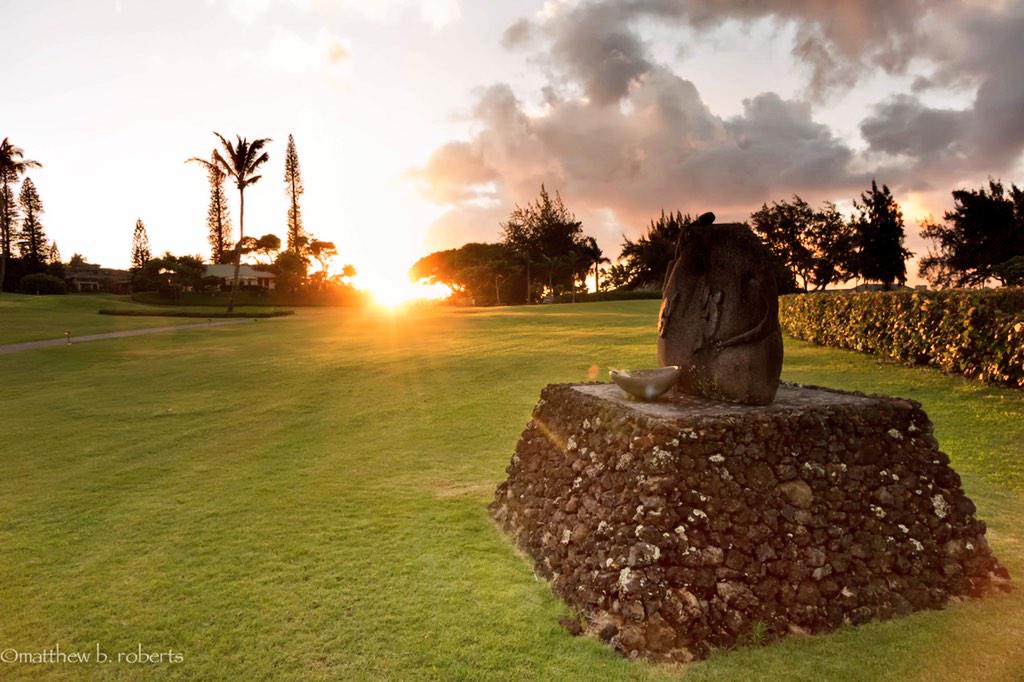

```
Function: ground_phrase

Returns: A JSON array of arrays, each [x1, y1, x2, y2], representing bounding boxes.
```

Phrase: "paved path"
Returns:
[[0, 319, 256, 355]]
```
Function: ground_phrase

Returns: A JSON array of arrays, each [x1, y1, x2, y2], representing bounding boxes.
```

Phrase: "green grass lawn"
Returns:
[[0, 294, 289, 345], [0, 300, 1021, 680]]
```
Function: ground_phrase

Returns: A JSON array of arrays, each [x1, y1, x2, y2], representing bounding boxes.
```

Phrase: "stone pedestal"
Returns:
[[490, 383, 1010, 662]]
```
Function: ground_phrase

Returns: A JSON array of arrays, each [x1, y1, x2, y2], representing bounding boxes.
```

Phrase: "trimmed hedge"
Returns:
[[779, 289, 1024, 387], [130, 289, 368, 307], [99, 309, 294, 319], [551, 289, 662, 304], [18, 273, 67, 295]]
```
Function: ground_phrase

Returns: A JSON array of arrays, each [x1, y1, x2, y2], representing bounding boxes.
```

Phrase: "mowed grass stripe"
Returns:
[[0, 299, 1020, 680]]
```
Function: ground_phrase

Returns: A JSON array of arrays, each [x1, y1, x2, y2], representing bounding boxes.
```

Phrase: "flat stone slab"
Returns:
[[573, 383, 873, 420], [491, 382, 1011, 662]]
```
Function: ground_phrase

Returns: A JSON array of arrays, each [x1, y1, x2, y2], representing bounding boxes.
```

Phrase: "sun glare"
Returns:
[[351, 270, 451, 308]]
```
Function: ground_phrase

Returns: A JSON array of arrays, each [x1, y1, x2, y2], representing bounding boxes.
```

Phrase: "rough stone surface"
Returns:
[[657, 214, 783, 405], [490, 382, 1011, 662]]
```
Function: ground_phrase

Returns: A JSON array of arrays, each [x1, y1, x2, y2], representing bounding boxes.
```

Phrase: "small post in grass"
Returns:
[[64, 330, 71, 345]]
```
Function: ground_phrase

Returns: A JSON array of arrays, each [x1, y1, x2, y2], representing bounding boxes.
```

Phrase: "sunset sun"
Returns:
[[357, 273, 452, 308]]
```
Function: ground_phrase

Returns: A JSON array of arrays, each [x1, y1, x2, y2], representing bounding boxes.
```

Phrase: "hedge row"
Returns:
[[130, 289, 368, 307], [779, 289, 1024, 387], [99, 309, 294, 319], [551, 289, 662, 304]]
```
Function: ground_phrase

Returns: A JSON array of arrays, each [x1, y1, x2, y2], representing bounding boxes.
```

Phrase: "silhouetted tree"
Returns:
[[187, 151, 233, 264], [283, 134, 306, 254], [919, 180, 1024, 288], [750, 197, 815, 290], [0, 137, 41, 292], [501, 206, 534, 302], [308, 239, 337, 275], [851, 180, 912, 290], [132, 252, 207, 296], [611, 210, 690, 290], [806, 201, 856, 290], [69, 253, 86, 267], [48, 241, 61, 265], [271, 251, 307, 294], [16, 177, 47, 270], [0, 181, 15, 283], [750, 196, 854, 291], [191, 133, 270, 311], [562, 250, 587, 302], [130, 218, 152, 269], [411, 242, 519, 305], [238, 233, 281, 266], [579, 236, 610, 293], [501, 185, 584, 302]]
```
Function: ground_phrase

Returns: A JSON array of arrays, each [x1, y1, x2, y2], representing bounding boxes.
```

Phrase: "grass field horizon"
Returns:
[[0, 294, 297, 346], [1, 298, 1021, 680]]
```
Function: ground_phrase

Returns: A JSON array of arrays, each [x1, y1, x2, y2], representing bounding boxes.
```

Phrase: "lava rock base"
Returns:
[[490, 383, 1010, 662]]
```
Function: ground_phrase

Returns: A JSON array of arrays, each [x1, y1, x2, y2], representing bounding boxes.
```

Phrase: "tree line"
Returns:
[[2, 132, 359, 304], [412, 176, 1023, 304], [131, 132, 357, 308], [0, 138, 65, 293], [411, 185, 608, 305]]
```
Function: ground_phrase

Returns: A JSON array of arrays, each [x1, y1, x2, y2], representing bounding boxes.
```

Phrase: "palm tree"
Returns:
[[0, 138, 42, 294], [582, 236, 610, 293], [565, 250, 584, 303], [189, 133, 270, 311]]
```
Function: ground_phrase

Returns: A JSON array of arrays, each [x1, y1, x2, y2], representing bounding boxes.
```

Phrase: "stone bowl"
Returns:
[[609, 366, 681, 401]]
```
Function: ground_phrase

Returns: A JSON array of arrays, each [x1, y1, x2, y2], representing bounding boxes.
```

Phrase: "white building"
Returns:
[[204, 264, 276, 290]]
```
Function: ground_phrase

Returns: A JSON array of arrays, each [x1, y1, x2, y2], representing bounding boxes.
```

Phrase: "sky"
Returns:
[[2, 0, 1023, 288]]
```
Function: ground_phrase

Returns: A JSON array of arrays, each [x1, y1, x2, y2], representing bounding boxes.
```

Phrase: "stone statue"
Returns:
[[656, 212, 783, 405]]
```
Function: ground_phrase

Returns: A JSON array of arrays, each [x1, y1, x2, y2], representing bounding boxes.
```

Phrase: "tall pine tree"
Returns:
[[284, 134, 305, 254], [851, 180, 913, 289], [48, 241, 61, 265], [1, 137, 41, 292], [131, 218, 152, 269], [16, 177, 47, 269], [206, 152, 232, 263], [0, 180, 16, 269]]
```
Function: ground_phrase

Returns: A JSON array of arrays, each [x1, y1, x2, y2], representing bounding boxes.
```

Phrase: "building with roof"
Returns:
[[64, 262, 131, 293], [204, 264, 276, 290]]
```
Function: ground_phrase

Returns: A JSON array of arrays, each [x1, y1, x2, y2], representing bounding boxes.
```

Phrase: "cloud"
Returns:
[[547, 2, 652, 104], [222, 0, 460, 28], [418, 0, 460, 28], [860, 3, 1024, 178], [334, 0, 460, 28], [521, 0, 949, 102], [406, 142, 497, 203], [860, 94, 968, 164], [501, 18, 533, 49], [227, 26, 350, 76], [414, 0, 1024, 254], [411, 68, 865, 242]]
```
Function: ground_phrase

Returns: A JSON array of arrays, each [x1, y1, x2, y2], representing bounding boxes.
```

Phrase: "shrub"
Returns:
[[779, 289, 1024, 387], [98, 309, 293, 319], [552, 289, 663, 304], [18, 273, 67, 295], [130, 285, 369, 308]]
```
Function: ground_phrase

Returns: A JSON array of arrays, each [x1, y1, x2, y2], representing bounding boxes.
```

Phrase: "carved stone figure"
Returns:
[[656, 212, 783, 404]]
